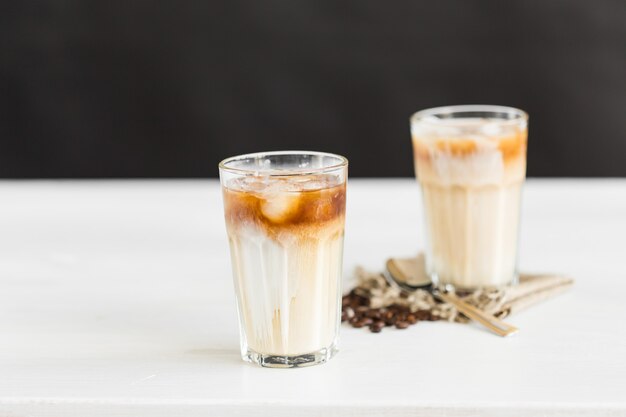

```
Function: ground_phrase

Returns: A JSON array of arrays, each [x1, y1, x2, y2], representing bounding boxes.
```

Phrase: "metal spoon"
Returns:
[[385, 255, 519, 337]]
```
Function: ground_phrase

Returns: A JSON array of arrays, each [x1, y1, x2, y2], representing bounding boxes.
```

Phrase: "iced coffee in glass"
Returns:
[[219, 151, 348, 368], [410, 105, 528, 290]]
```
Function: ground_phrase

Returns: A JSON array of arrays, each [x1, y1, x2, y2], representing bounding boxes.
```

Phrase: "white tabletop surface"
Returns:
[[0, 179, 625, 417]]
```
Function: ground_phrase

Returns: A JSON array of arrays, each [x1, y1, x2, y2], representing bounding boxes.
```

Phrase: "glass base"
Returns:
[[242, 342, 338, 368]]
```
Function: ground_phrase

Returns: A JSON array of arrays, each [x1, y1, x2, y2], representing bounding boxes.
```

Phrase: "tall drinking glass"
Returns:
[[219, 151, 348, 368], [410, 105, 528, 290]]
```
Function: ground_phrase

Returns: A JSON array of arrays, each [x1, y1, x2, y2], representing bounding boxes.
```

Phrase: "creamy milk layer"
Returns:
[[223, 175, 346, 356], [413, 118, 527, 288]]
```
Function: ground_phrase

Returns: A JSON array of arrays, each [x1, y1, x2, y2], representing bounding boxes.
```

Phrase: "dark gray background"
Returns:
[[2, 1, 625, 178]]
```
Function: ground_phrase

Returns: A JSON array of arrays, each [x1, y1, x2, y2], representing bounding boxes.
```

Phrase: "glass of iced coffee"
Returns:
[[219, 151, 348, 368], [410, 105, 528, 291]]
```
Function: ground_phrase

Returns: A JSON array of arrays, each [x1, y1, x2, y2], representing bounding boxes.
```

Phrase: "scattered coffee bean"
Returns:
[[351, 319, 366, 328], [347, 290, 368, 307], [361, 317, 373, 326], [415, 310, 431, 321], [341, 288, 441, 332], [366, 309, 381, 319], [395, 321, 410, 329], [425, 312, 438, 321], [355, 306, 369, 315], [369, 320, 385, 333]]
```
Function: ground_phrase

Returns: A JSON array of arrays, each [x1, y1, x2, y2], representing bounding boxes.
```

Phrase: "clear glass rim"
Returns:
[[410, 104, 528, 126], [218, 150, 349, 176]]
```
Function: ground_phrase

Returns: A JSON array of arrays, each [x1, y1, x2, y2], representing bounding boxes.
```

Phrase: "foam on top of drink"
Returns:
[[222, 174, 346, 234]]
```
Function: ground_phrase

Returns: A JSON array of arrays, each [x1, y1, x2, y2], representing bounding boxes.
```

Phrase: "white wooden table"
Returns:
[[1, 179, 625, 417]]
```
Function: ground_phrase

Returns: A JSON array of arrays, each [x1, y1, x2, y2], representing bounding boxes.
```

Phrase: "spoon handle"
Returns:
[[435, 291, 519, 337]]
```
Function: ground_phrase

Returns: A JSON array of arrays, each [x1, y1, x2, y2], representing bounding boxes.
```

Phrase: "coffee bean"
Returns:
[[341, 286, 438, 332], [355, 306, 369, 314], [423, 311, 438, 321], [369, 320, 385, 333], [395, 321, 410, 329], [351, 319, 365, 328], [353, 317, 373, 328], [366, 309, 381, 319], [384, 313, 397, 325], [349, 292, 368, 307], [415, 310, 431, 321]]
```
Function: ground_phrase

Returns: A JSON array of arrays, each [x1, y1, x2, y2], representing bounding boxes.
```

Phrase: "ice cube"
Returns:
[[481, 122, 502, 136], [260, 191, 300, 223], [239, 176, 267, 192]]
